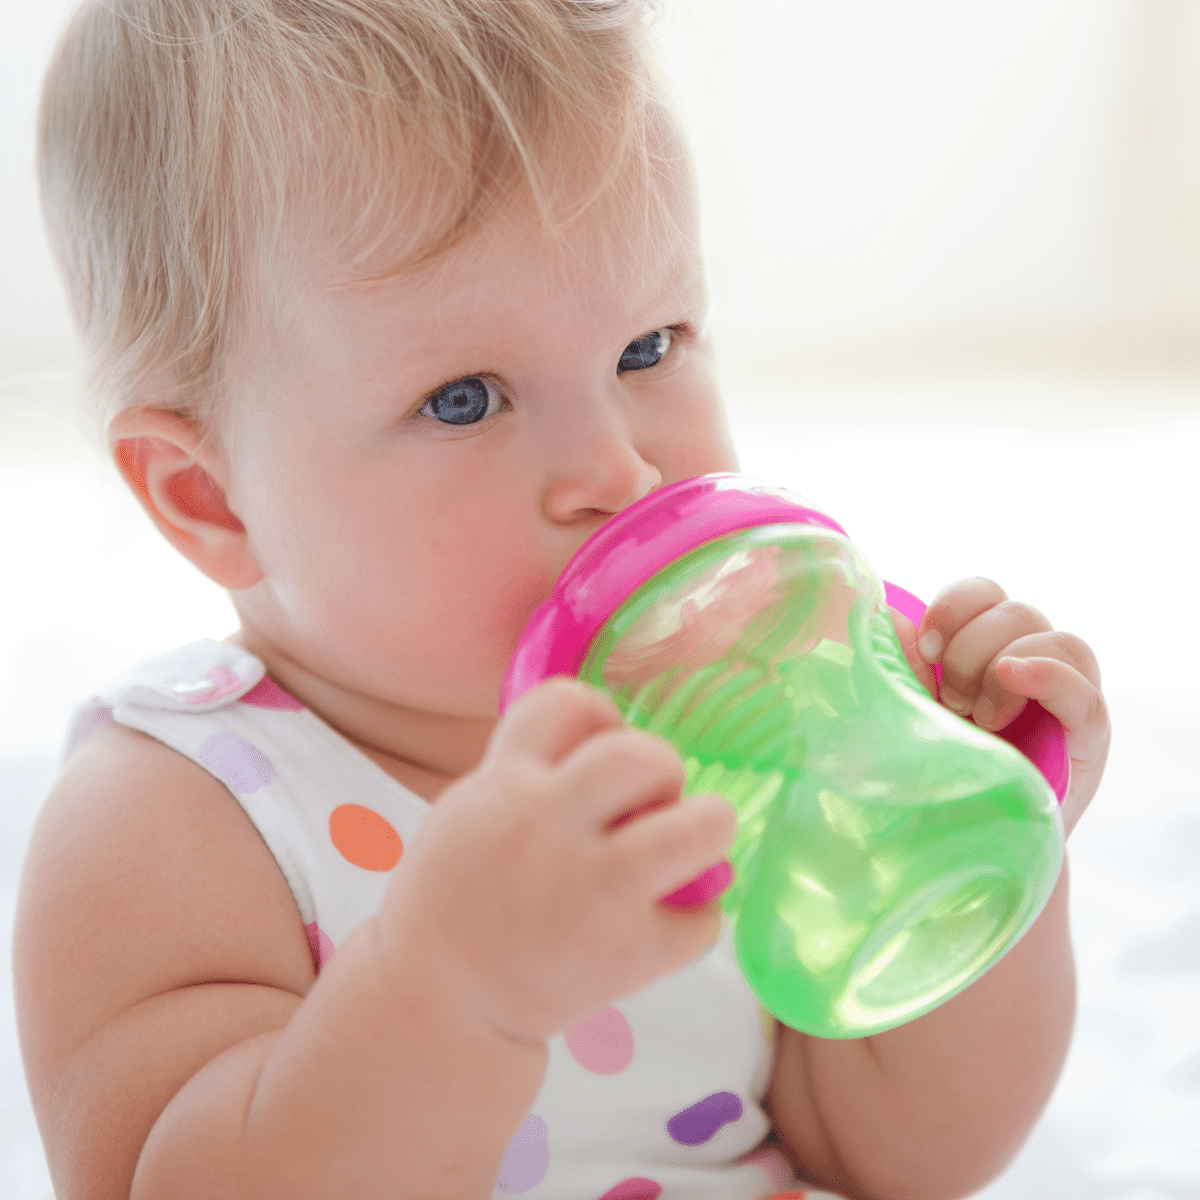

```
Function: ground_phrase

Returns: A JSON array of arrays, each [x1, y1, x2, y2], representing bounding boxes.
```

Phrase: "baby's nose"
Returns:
[[540, 420, 661, 525]]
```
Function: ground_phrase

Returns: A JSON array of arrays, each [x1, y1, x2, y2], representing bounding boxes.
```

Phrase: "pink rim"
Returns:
[[502, 474, 1068, 803], [501, 474, 845, 711]]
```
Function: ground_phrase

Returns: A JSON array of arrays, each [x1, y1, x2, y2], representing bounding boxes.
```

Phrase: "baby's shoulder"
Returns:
[[14, 721, 314, 1087], [46, 720, 304, 925]]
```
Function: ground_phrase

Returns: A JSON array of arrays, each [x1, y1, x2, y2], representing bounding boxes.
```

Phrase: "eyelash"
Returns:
[[654, 322, 693, 359], [413, 321, 694, 426]]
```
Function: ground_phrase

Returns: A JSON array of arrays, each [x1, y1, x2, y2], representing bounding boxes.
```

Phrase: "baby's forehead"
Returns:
[[267, 163, 705, 333]]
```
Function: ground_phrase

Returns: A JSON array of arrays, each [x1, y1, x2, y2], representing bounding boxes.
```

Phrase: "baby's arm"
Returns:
[[14, 680, 735, 1200], [765, 579, 1111, 1200], [15, 721, 544, 1200]]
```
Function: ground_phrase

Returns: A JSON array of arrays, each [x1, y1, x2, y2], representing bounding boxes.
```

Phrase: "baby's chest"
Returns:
[[494, 920, 780, 1199]]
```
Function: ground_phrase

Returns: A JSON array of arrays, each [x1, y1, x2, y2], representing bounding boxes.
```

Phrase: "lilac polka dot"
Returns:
[[564, 1006, 634, 1075], [666, 1091, 744, 1146], [305, 923, 335, 971], [76, 703, 113, 744], [597, 1179, 662, 1200], [497, 1114, 549, 1193], [198, 731, 276, 793], [240, 676, 304, 711]]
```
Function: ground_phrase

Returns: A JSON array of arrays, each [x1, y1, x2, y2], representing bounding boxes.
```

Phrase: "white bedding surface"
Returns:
[[3, 392, 1197, 1198]]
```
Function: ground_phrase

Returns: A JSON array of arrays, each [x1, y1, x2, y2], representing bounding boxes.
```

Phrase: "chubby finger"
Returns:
[[889, 606, 938, 698], [996, 654, 1110, 765], [937, 600, 1052, 717], [607, 790, 738, 903], [558, 726, 686, 832], [917, 577, 1008, 664], [973, 629, 1102, 732], [489, 676, 624, 766]]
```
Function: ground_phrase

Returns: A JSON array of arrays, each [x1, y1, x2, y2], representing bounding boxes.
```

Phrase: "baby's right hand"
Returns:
[[376, 678, 737, 1046]]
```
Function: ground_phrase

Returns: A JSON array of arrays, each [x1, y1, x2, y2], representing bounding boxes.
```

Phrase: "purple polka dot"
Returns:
[[597, 1179, 662, 1200], [240, 676, 304, 711], [76, 703, 113, 744], [198, 731, 276, 793], [497, 1114, 549, 1193], [666, 1091, 744, 1146], [305, 922, 335, 971]]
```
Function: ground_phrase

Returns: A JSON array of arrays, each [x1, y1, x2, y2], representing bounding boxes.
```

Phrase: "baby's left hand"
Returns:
[[891, 577, 1110, 838]]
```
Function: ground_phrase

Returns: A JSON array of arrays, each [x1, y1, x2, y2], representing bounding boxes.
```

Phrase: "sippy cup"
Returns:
[[501, 474, 1066, 1039]]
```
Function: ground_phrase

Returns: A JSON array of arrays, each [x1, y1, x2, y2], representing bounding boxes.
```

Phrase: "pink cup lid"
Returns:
[[501, 473, 1068, 803], [501, 474, 844, 710]]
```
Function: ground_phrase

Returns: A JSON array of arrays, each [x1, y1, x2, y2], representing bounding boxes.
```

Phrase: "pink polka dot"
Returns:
[[240, 676, 304, 711], [735, 1145, 794, 1188], [198, 731, 276, 793], [184, 664, 244, 705], [564, 1006, 634, 1075], [305, 923, 335, 971], [597, 1179, 662, 1200]]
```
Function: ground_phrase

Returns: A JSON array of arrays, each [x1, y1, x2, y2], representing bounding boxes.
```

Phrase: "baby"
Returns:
[[14, 2, 1112, 1199]]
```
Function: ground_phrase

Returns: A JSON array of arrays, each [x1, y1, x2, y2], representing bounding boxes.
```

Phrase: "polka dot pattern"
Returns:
[[564, 1006, 634, 1075], [665, 1091, 744, 1146], [496, 1114, 549, 1193], [305, 922, 335, 971], [98, 640, 779, 1196], [736, 1145, 794, 1188], [240, 675, 304, 711], [76, 703, 113, 746], [597, 1179, 662, 1200], [198, 731, 276, 793], [328, 804, 404, 871]]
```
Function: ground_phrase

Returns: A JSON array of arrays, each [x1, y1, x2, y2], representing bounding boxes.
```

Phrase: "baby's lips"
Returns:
[[660, 859, 734, 909]]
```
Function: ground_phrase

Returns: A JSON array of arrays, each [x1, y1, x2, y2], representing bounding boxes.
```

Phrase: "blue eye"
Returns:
[[618, 328, 672, 373], [420, 376, 502, 425]]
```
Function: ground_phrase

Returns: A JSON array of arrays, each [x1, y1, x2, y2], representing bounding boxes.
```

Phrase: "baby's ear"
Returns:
[[108, 407, 263, 590]]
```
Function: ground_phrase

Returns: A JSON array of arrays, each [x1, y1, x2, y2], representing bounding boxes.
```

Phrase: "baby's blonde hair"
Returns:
[[38, 0, 678, 452]]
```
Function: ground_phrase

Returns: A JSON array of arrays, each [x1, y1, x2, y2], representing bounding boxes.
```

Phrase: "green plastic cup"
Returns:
[[503, 475, 1065, 1038]]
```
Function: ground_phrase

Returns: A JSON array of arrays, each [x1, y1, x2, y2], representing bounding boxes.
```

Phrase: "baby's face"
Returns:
[[221, 174, 738, 724]]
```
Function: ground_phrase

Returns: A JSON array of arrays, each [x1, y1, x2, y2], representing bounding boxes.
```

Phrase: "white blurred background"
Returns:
[[2, 1, 1199, 1198]]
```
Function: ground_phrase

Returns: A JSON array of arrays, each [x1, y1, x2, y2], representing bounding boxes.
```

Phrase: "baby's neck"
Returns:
[[222, 629, 493, 803]]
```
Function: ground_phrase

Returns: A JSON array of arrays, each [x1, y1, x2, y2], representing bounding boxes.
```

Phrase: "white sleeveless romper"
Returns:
[[64, 639, 810, 1200]]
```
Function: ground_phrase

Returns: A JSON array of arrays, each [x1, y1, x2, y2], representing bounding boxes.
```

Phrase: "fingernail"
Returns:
[[918, 631, 943, 662], [973, 696, 996, 728], [1000, 656, 1029, 677], [941, 686, 966, 713]]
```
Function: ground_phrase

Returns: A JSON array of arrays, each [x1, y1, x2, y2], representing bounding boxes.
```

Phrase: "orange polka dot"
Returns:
[[329, 804, 403, 871]]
